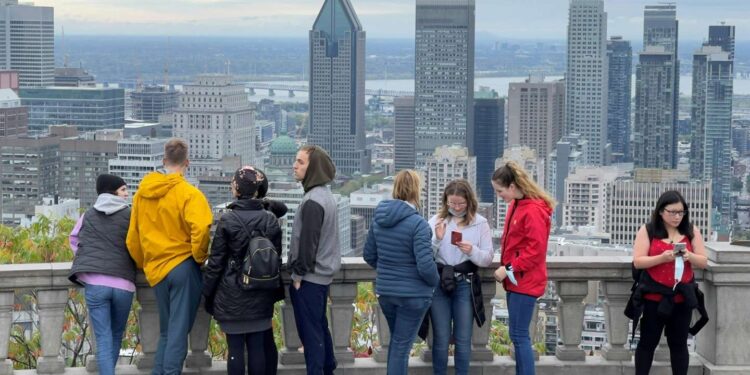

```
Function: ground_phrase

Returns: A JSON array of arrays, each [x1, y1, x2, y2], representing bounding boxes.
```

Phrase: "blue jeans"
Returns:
[[84, 284, 134, 375], [152, 259, 203, 375], [430, 280, 474, 375], [378, 295, 432, 375], [289, 281, 337, 375], [507, 292, 537, 375]]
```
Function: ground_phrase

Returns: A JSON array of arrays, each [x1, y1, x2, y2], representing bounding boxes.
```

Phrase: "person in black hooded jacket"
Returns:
[[202, 166, 287, 375]]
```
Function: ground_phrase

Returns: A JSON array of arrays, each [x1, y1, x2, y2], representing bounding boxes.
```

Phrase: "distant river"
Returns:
[[248, 75, 750, 102]]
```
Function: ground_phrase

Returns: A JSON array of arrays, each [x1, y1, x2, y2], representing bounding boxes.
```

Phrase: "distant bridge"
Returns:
[[245, 82, 413, 98]]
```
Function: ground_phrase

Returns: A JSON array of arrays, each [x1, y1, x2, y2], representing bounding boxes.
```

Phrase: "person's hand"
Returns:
[[435, 218, 446, 240], [661, 250, 675, 263], [457, 241, 473, 255], [293, 280, 301, 290], [494, 266, 507, 283], [682, 251, 691, 263]]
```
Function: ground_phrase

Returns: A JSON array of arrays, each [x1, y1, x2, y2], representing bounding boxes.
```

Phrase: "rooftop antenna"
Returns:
[[61, 25, 69, 68], [163, 36, 170, 88]]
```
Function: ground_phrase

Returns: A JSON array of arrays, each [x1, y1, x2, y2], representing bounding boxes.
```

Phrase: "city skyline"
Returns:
[[35, 0, 749, 41]]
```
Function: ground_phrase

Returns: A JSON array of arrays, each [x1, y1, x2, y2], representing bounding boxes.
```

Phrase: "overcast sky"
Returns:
[[34, 0, 747, 41]]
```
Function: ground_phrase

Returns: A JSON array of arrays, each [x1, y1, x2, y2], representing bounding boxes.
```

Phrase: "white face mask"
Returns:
[[448, 208, 466, 218], [674, 257, 684, 289]]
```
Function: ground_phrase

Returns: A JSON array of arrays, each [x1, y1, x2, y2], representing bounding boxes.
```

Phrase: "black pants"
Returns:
[[289, 281, 337, 375], [226, 328, 278, 375], [635, 300, 692, 375]]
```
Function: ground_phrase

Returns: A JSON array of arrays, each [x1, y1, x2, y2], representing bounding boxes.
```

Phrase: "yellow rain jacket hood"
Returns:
[[126, 171, 213, 286]]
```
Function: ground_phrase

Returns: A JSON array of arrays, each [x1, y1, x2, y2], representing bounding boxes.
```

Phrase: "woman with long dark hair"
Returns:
[[492, 161, 555, 375], [632, 190, 708, 375]]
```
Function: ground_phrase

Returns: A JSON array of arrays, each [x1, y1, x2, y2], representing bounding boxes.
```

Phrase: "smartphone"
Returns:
[[673, 242, 686, 256], [451, 231, 462, 245]]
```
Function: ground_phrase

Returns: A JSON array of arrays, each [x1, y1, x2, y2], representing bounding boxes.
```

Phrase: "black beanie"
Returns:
[[96, 174, 126, 195], [232, 166, 268, 199]]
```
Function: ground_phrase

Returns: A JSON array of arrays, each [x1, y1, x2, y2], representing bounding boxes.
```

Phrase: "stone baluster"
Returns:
[[329, 282, 357, 364], [135, 282, 159, 370], [36, 289, 69, 374], [0, 291, 14, 375], [186, 298, 212, 368], [471, 280, 496, 361], [601, 280, 632, 361], [279, 289, 304, 365], [372, 301, 390, 363], [555, 281, 588, 361], [84, 291, 98, 373]]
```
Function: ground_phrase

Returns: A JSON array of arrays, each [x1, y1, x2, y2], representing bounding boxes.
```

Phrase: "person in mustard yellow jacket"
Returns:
[[126, 138, 212, 375]]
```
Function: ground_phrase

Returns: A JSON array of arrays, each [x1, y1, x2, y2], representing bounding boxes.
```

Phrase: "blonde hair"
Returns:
[[393, 169, 422, 208], [492, 161, 556, 209], [439, 179, 478, 225]]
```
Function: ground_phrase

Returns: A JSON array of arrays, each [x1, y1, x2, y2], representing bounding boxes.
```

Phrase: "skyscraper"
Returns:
[[709, 24, 735, 59], [473, 89, 504, 203], [508, 76, 564, 167], [131, 85, 180, 122], [606, 36, 632, 162], [633, 46, 677, 169], [308, 0, 369, 176], [423, 145, 476, 219], [637, 3, 679, 168], [394, 96, 415, 172], [566, 0, 608, 166], [414, 0, 475, 165], [173, 74, 256, 180], [0, 0, 54, 88], [59, 130, 120, 208], [691, 25, 734, 220]]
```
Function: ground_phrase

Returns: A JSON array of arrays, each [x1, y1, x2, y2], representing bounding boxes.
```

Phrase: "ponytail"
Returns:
[[492, 161, 556, 210]]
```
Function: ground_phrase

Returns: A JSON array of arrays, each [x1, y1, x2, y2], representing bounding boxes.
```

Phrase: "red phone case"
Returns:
[[451, 231, 462, 245]]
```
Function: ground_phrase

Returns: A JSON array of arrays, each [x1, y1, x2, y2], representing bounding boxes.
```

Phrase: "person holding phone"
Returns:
[[427, 179, 493, 375], [491, 162, 555, 375], [632, 190, 708, 375]]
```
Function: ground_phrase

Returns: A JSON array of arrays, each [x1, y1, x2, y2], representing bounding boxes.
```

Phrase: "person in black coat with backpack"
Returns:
[[203, 166, 287, 375]]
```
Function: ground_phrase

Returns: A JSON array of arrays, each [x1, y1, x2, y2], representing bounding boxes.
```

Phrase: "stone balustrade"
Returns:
[[0, 243, 747, 374]]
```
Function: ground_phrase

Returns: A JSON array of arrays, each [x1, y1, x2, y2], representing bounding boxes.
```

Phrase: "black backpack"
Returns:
[[230, 211, 281, 291]]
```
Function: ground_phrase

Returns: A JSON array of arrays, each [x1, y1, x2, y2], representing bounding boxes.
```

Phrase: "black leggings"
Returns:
[[635, 300, 692, 375], [226, 328, 278, 375]]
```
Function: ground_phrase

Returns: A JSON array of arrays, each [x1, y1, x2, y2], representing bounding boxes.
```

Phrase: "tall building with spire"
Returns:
[[414, 0, 475, 165], [565, 0, 608, 166], [308, 0, 370, 176]]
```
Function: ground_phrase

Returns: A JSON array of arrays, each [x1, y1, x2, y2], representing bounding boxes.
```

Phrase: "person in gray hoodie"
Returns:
[[288, 144, 340, 375], [69, 174, 135, 375]]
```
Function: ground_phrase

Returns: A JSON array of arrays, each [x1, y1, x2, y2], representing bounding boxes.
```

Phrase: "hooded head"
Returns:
[[96, 174, 126, 195], [231, 165, 268, 199], [294, 145, 336, 192]]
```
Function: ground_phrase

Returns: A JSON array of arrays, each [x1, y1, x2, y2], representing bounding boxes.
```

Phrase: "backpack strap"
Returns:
[[229, 210, 266, 240]]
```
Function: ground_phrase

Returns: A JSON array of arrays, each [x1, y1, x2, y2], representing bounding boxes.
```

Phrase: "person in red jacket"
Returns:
[[492, 161, 555, 375]]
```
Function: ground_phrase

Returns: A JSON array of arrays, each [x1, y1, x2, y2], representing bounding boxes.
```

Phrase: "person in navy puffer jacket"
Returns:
[[364, 169, 439, 375]]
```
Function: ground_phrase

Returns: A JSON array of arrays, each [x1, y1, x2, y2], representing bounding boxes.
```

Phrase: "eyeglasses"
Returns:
[[447, 201, 467, 208], [663, 209, 687, 217]]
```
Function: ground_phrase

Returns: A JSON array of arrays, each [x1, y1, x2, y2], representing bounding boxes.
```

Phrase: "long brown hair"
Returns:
[[492, 161, 556, 209], [438, 179, 478, 225]]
